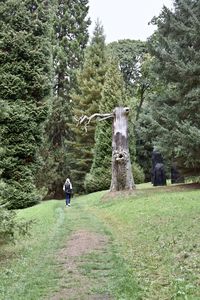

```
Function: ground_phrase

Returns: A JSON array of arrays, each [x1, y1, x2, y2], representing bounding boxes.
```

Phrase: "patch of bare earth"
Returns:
[[48, 230, 112, 300]]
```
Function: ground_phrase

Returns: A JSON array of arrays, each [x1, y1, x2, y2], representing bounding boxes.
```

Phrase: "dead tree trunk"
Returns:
[[110, 107, 135, 191], [77, 106, 135, 192]]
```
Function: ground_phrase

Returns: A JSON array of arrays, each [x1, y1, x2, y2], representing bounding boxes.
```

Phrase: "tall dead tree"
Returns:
[[110, 107, 135, 191], [78, 106, 135, 191]]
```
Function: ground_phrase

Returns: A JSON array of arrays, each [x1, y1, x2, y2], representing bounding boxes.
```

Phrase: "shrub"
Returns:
[[0, 207, 16, 244], [84, 167, 111, 193], [0, 205, 33, 245], [1, 180, 41, 210], [132, 162, 145, 184], [0, 180, 33, 245]]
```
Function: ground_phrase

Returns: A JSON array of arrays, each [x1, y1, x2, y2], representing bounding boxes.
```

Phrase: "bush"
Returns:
[[2, 180, 41, 210], [0, 179, 33, 244], [84, 167, 111, 193], [0, 205, 33, 245], [0, 207, 16, 244], [132, 162, 145, 184]]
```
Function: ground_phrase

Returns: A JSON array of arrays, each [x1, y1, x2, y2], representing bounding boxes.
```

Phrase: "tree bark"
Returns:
[[110, 107, 135, 191]]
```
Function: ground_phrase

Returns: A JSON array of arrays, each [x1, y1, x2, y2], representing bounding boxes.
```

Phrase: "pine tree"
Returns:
[[0, 0, 52, 209], [41, 0, 91, 198], [148, 0, 200, 174], [85, 56, 136, 192], [70, 21, 107, 193]]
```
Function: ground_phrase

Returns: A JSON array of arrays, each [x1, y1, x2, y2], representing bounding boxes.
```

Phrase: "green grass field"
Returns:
[[0, 185, 200, 299]]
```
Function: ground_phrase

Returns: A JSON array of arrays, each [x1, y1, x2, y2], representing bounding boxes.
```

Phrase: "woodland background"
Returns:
[[0, 0, 200, 240]]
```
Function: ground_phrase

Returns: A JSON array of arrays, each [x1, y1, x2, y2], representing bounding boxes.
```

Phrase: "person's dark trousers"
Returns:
[[66, 193, 71, 206]]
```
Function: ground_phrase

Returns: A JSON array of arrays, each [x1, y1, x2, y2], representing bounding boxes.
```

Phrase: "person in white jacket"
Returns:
[[63, 178, 73, 206]]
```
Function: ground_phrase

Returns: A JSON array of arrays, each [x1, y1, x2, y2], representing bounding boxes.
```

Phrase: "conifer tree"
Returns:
[[0, 0, 52, 208], [70, 21, 107, 193], [148, 0, 200, 174], [85, 56, 136, 192], [42, 0, 90, 197]]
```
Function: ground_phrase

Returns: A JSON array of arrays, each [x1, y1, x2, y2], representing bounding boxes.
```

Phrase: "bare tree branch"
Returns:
[[76, 112, 113, 132]]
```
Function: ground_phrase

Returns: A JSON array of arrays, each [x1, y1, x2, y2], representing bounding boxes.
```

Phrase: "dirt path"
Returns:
[[49, 229, 112, 300]]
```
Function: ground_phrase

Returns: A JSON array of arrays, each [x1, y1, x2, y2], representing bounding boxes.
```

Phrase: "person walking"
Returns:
[[63, 178, 73, 207]]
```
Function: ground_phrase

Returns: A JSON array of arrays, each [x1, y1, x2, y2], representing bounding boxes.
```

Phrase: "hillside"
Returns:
[[0, 184, 200, 299]]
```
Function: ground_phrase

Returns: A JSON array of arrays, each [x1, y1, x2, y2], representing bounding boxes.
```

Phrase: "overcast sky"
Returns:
[[88, 0, 173, 43]]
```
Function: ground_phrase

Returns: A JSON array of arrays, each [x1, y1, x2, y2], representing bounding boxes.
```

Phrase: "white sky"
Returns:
[[88, 0, 173, 43]]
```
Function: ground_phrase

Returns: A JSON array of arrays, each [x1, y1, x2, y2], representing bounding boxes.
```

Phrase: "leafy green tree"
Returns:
[[70, 21, 107, 193], [108, 39, 149, 119], [40, 0, 91, 198], [0, 0, 52, 208], [85, 56, 137, 192], [148, 0, 200, 175]]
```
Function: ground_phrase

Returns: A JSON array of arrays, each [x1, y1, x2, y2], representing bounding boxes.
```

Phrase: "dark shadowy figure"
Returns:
[[151, 149, 166, 186], [63, 178, 73, 207], [153, 163, 166, 186]]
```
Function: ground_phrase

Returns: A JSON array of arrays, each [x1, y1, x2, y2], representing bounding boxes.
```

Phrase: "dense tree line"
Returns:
[[0, 0, 90, 242], [0, 0, 53, 209], [38, 0, 91, 198], [148, 0, 200, 175], [136, 0, 200, 178]]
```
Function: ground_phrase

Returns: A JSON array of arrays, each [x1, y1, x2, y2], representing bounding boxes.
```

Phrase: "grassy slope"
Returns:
[[89, 188, 200, 299], [0, 192, 140, 300], [0, 186, 200, 299]]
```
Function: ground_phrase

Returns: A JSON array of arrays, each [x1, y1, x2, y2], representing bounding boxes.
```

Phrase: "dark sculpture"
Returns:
[[151, 149, 166, 186]]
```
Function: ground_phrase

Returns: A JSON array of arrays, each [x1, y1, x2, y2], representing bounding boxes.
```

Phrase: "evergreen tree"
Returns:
[[85, 56, 136, 192], [135, 55, 165, 181], [0, 0, 52, 209], [148, 0, 200, 174], [70, 21, 107, 193], [41, 0, 91, 198]]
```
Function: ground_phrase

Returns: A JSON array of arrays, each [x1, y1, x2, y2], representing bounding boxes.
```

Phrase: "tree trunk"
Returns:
[[110, 107, 135, 191]]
